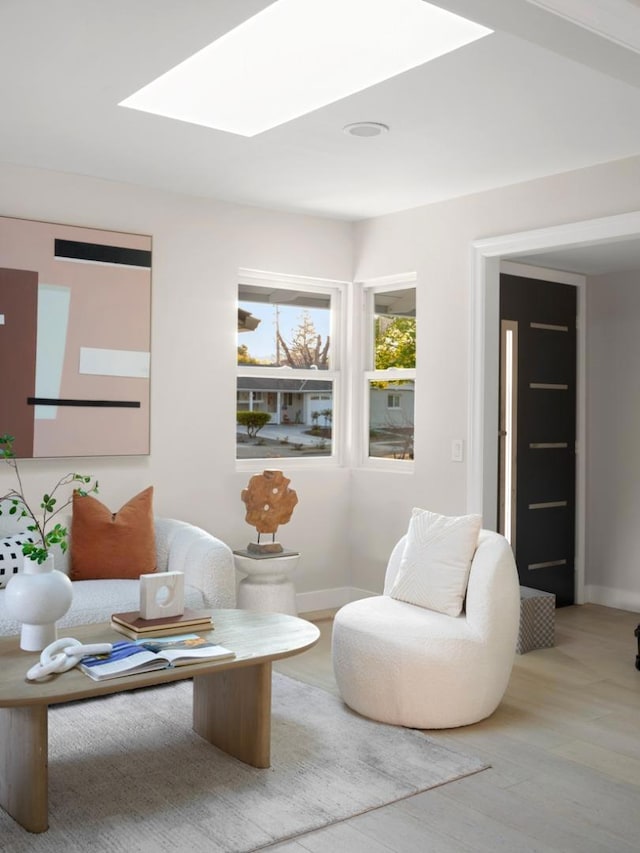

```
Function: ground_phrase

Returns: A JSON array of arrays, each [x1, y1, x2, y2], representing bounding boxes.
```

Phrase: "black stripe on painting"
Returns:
[[54, 239, 152, 268], [28, 398, 141, 409]]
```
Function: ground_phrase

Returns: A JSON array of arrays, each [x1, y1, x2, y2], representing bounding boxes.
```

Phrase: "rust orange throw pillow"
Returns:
[[70, 486, 156, 580]]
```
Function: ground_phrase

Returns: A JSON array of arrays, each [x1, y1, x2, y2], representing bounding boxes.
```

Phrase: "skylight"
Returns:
[[120, 0, 492, 137]]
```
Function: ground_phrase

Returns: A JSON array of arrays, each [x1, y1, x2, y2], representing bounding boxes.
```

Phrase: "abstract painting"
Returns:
[[0, 215, 151, 457]]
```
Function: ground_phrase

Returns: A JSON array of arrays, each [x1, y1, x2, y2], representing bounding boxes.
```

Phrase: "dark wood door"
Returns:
[[499, 274, 577, 606], [0, 268, 38, 457]]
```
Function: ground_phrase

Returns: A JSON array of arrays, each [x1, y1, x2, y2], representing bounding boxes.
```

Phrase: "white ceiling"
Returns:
[[2, 0, 640, 226]]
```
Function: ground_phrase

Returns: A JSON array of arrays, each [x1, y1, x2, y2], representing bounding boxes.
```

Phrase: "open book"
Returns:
[[78, 635, 235, 681]]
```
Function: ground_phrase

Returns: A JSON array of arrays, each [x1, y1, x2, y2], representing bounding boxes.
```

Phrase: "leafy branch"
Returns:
[[0, 434, 99, 564]]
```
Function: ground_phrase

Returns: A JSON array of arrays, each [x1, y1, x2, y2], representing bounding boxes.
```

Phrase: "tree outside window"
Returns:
[[236, 277, 342, 462], [375, 316, 415, 370], [365, 284, 416, 462]]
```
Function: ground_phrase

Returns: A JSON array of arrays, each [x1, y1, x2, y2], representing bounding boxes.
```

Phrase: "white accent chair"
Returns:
[[0, 503, 236, 637], [332, 529, 520, 729]]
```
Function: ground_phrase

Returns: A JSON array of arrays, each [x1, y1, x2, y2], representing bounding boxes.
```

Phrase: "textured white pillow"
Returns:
[[389, 508, 482, 616], [0, 532, 36, 588]]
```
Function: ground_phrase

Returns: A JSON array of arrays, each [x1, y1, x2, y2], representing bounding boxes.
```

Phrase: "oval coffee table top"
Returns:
[[0, 609, 320, 707]]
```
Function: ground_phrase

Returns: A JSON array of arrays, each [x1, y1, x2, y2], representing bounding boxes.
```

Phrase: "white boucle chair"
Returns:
[[0, 502, 236, 637], [332, 529, 520, 729]]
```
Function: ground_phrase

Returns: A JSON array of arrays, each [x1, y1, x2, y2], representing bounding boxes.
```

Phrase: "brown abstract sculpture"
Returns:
[[241, 469, 298, 554]]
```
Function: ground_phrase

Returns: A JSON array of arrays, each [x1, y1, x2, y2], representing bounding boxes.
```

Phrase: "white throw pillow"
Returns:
[[389, 508, 482, 616], [0, 532, 36, 589]]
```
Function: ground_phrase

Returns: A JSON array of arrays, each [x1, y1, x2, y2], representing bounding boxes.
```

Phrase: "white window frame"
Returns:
[[354, 273, 417, 471], [236, 268, 347, 472]]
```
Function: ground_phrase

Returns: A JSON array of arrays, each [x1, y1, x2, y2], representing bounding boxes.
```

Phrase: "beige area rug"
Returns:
[[1, 673, 489, 852]]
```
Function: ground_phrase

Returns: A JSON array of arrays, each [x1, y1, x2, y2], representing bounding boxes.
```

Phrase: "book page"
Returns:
[[79, 642, 165, 680], [138, 635, 234, 665]]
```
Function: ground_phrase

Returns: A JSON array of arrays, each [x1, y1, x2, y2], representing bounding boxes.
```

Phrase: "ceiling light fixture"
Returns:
[[343, 122, 390, 138], [120, 0, 491, 137]]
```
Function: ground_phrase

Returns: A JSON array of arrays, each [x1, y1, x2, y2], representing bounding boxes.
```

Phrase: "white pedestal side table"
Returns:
[[233, 549, 300, 616]]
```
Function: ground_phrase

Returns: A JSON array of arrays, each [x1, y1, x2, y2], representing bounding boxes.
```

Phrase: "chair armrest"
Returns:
[[154, 518, 236, 609]]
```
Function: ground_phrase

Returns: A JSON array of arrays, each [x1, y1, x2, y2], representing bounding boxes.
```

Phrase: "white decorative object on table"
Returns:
[[4, 554, 73, 651], [26, 636, 113, 681], [234, 550, 300, 615], [139, 570, 185, 619], [0, 432, 97, 650]]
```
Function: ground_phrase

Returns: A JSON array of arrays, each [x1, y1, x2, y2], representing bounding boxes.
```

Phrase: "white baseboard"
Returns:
[[584, 584, 640, 613], [298, 585, 640, 616], [296, 586, 378, 614]]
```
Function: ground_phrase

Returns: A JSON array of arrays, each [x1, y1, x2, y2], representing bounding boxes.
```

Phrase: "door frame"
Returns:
[[468, 210, 640, 605]]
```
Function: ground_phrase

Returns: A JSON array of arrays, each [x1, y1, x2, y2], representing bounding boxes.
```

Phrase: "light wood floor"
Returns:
[[272, 604, 640, 853]]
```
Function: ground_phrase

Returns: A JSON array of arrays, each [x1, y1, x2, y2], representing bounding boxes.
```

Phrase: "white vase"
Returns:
[[4, 554, 73, 651]]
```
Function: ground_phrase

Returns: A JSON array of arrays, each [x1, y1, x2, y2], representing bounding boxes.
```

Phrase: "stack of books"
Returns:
[[110, 608, 214, 639]]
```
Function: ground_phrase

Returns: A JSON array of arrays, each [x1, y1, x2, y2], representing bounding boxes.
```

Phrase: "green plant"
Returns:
[[236, 410, 272, 439], [0, 433, 99, 564], [375, 316, 416, 370]]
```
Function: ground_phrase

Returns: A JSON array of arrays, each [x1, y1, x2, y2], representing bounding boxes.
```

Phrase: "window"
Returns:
[[387, 394, 401, 409], [362, 281, 416, 464], [237, 271, 344, 464]]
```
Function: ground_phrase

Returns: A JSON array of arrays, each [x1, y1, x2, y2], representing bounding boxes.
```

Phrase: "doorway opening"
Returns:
[[469, 209, 640, 605]]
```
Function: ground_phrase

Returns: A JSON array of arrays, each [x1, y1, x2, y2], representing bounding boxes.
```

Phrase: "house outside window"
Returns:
[[236, 270, 345, 465], [361, 278, 416, 465]]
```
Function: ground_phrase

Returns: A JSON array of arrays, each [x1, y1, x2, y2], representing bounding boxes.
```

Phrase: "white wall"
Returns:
[[586, 268, 640, 611], [352, 154, 640, 601], [0, 163, 354, 605], [4, 155, 640, 611]]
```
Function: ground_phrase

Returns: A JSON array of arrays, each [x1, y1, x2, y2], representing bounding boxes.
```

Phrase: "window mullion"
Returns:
[[364, 369, 416, 381]]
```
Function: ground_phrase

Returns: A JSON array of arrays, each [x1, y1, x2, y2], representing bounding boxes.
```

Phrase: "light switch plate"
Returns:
[[451, 439, 464, 462]]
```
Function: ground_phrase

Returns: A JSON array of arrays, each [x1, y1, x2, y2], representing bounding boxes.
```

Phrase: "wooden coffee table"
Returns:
[[0, 609, 320, 833]]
